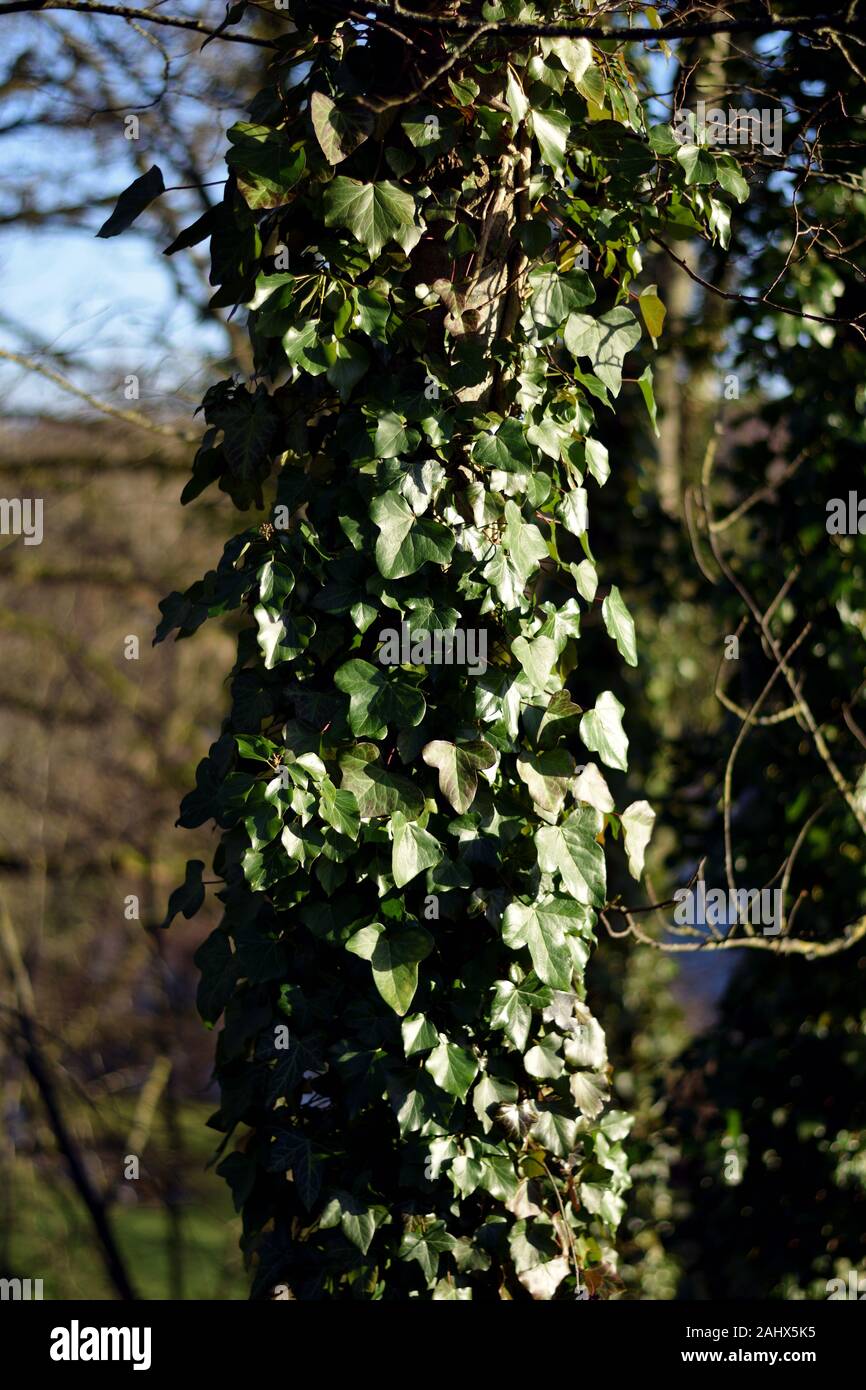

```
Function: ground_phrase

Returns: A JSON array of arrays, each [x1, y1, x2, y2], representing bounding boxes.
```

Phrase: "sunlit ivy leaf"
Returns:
[[524, 1035, 564, 1079], [580, 689, 629, 771], [370, 490, 455, 579], [402, 1012, 439, 1057], [310, 91, 373, 164], [254, 605, 315, 669], [319, 776, 360, 840], [490, 978, 546, 1052], [339, 742, 425, 819], [676, 143, 718, 185], [602, 585, 638, 667], [516, 748, 576, 822], [620, 799, 656, 879], [502, 897, 576, 989], [573, 762, 614, 814], [391, 810, 443, 888], [531, 1105, 578, 1158], [512, 633, 559, 691], [346, 921, 434, 1015], [334, 659, 426, 739], [564, 307, 642, 396], [531, 107, 571, 171], [422, 739, 496, 813], [398, 1221, 456, 1282], [527, 263, 595, 328], [584, 437, 609, 486], [534, 808, 606, 907], [570, 1070, 609, 1120], [637, 364, 659, 436], [226, 124, 306, 209], [425, 1039, 479, 1099], [558, 487, 589, 536], [323, 177, 421, 257], [639, 283, 666, 342]]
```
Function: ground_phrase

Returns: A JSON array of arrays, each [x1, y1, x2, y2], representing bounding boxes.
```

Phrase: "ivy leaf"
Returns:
[[638, 283, 666, 342], [602, 585, 638, 667], [391, 811, 443, 888], [531, 1106, 578, 1158], [570, 1071, 608, 1120], [516, 748, 576, 822], [194, 928, 237, 1023], [310, 92, 373, 164], [537, 691, 583, 748], [580, 689, 629, 771], [323, 177, 421, 257], [402, 1012, 439, 1057], [339, 742, 425, 819], [530, 107, 571, 171], [527, 263, 595, 329], [346, 921, 434, 1015], [584, 437, 610, 486], [226, 124, 305, 209], [525, 1036, 564, 1079], [573, 762, 614, 814], [563, 308, 642, 396], [539, 35, 592, 85], [319, 1192, 384, 1254], [637, 364, 659, 436], [326, 338, 370, 400], [254, 605, 315, 669], [160, 859, 205, 929], [334, 659, 426, 739], [503, 500, 549, 583], [398, 1222, 456, 1282], [676, 143, 717, 186], [534, 808, 607, 908], [373, 410, 409, 459], [264, 1131, 321, 1208], [482, 549, 526, 607], [715, 154, 749, 203], [422, 739, 496, 813], [506, 67, 529, 131], [425, 1039, 479, 1100], [319, 776, 361, 840], [511, 634, 559, 691], [370, 491, 455, 579], [473, 1073, 519, 1132], [234, 923, 289, 984], [502, 896, 577, 989], [620, 799, 655, 879], [558, 487, 588, 536], [490, 978, 549, 1052], [96, 165, 165, 238], [509, 1219, 569, 1299]]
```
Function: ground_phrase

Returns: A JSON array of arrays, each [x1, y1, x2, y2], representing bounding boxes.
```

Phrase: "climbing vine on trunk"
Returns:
[[145, 2, 742, 1299]]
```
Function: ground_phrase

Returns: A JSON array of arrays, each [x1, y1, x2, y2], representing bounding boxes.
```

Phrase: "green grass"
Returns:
[[2, 1100, 248, 1300]]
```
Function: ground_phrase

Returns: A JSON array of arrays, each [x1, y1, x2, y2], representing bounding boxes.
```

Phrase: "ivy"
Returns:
[[129, 0, 746, 1299]]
